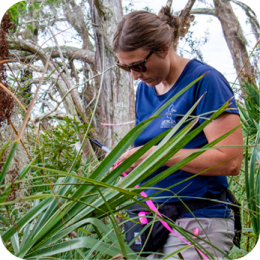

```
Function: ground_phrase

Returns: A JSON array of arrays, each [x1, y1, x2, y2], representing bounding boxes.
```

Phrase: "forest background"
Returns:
[[0, 0, 260, 259]]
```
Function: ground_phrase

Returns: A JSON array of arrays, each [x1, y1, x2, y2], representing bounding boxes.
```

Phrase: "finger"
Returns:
[[131, 162, 137, 168], [117, 156, 125, 164], [109, 165, 115, 172], [124, 169, 130, 174], [118, 151, 130, 163], [124, 167, 134, 174]]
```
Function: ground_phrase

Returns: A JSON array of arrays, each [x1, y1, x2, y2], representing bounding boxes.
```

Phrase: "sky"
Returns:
[[122, 0, 256, 87]]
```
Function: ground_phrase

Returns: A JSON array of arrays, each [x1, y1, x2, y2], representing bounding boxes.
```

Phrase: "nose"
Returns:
[[131, 70, 142, 80]]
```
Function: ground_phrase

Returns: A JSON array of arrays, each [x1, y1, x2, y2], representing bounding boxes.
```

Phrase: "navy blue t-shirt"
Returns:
[[134, 59, 239, 218]]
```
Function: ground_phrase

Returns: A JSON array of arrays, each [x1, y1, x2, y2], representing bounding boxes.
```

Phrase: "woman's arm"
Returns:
[[114, 113, 244, 176], [164, 113, 243, 176]]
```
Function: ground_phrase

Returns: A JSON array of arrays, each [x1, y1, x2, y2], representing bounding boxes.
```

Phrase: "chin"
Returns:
[[144, 80, 156, 86], [144, 77, 160, 87]]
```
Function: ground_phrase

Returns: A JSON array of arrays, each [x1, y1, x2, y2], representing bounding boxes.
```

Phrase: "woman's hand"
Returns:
[[111, 146, 154, 174]]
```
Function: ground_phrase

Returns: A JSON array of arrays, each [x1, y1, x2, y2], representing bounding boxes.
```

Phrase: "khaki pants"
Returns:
[[147, 218, 235, 260]]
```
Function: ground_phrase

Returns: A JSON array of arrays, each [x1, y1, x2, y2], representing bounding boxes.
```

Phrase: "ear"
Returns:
[[157, 45, 170, 58]]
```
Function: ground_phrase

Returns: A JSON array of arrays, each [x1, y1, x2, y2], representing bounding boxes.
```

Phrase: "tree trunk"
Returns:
[[213, 0, 256, 84], [88, 0, 135, 149], [230, 0, 260, 41]]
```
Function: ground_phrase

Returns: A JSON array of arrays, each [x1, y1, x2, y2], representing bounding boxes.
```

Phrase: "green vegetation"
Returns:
[[8, 1, 27, 22], [0, 1, 259, 259], [1, 66, 259, 259]]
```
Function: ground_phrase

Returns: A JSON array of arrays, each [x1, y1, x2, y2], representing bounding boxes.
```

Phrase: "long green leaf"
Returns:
[[254, 120, 260, 229], [10, 232, 19, 254], [25, 237, 124, 258], [2, 197, 52, 242], [88, 190, 127, 259], [28, 116, 162, 243], [145, 121, 244, 190], [0, 141, 19, 186], [32, 218, 119, 251]]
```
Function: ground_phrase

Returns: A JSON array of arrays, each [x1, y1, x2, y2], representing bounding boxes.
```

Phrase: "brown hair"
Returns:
[[113, 6, 180, 53]]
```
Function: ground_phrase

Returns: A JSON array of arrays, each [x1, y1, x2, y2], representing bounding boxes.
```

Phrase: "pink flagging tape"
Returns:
[[138, 211, 149, 225], [193, 228, 200, 238], [114, 162, 209, 260], [101, 120, 135, 126]]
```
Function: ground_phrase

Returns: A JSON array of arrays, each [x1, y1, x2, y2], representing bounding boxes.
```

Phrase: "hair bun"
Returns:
[[158, 6, 180, 29]]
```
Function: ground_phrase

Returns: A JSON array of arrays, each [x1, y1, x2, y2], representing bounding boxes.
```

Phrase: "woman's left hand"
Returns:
[[111, 146, 152, 174]]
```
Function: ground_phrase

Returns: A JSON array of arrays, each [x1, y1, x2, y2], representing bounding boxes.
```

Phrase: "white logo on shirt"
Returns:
[[160, 104, 177, 128]]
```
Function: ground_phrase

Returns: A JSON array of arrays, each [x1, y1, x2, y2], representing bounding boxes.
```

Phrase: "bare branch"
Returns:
[[230, 0, 256, 16], [24, 17, 67, 25], [93, 0, 106, 18], [230, 0, 260, 41], [34, 111, 74, 124], [7, 36, 90, 123], [213, 0, 256, 85], [190, 8, 217, 17], [20, 77, 53, 87], [69, 59, 80, 84], [8, 42, 95, 66], [61, 0, 89, 49], [7, 36, 51, 66], [6, 63, 43, 72], [48, 26, 71, 78], [17, 48, 53, 142], [168, 0, 197, 51], [179, 0, 197, 21], [44, 64, 116, 117]]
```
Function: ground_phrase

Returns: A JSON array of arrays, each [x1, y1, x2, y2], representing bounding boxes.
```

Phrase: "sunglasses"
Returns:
[[116, 51, 153, 73]]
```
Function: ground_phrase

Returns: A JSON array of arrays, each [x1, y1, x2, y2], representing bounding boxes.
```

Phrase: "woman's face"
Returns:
[[116, 48, 170, 87]]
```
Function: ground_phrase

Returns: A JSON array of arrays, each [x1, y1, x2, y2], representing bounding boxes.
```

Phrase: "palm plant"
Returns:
[[235, 81, 260, 253], [0, 68, 245, 260], [0, 35, 249, 260], [238, 82, 260, 141]]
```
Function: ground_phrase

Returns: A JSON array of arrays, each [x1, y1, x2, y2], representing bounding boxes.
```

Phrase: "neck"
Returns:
[[155, 51, 190, 95]]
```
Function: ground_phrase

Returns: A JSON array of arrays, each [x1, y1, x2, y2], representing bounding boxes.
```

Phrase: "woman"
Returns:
[[112, 6, 243, 259]]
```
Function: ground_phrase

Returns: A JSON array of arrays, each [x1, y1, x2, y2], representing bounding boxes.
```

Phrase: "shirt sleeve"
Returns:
[[194, 69, 240, 125]]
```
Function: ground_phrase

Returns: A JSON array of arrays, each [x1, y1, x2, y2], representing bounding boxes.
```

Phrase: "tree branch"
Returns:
[[44, 64, 116, 117], [8, 37, 49, 65], [48, 26, 71, 78], [19, 77, 49, 86], [93, 0, 106, 18], [170, 0, 197, 51], [69, 59, 80, 84], [61, 0, 89, 49], [230, 0, 260, 41], [24, 17, 67, 25], [8, 41, 95, 66], [190, 8, 217, 17], [6, 63, 43, 72], [34, 111, 74, 124], [179, 0, 197, 21], [230, 0, 257, 17]]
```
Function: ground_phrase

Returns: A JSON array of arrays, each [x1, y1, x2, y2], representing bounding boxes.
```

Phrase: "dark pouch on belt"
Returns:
[[124, 203, 178, 257]]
